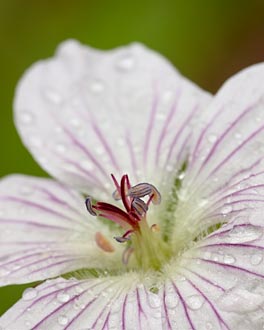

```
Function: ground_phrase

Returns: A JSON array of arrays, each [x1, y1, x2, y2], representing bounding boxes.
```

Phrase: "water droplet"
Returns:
[[57, 315, 68, 326], [19, 111, 34, 125], [250, 253, 263, 265], [186, 295, 204, 310], [56, 292, 70, 303], [205, 322, 213, 330], [56, 143, 66, 154], [148, 294, 161, 308], [22, 287, 38, 301], [70, 117, 81, 128], [29, 136, 43, 148], [116, 54, 135, 71], [24, 320, 31, 327], [164, 293, 178, 308], [228, 225, 262, 243], [89, 79, 105, 93], [44, 88, 62, 104], [221, 205, 233, 216], [223, 254, 236, 264], [234, 132, 242, 139], [0, 268, 10, 277], [207, 134, 217, 143], [19, 185, 34, 195], [80, 160, 94, 171]]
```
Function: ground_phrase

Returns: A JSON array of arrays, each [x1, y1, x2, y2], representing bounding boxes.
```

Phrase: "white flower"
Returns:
[[1, 40, 264, 329]]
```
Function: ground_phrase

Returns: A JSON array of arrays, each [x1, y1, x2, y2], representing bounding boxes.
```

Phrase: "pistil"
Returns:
[[85, 174, 171, 270]]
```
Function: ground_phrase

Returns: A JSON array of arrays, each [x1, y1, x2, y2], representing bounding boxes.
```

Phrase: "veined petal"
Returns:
[[171, 63, 264, 249], [0, 274, 162, 330], [162, 212, 264, 330], [14, 40, 211, 200], [0, 175, 122, 286]]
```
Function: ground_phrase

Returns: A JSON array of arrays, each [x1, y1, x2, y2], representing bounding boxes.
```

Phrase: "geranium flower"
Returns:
[[1, 40, 264, 330]]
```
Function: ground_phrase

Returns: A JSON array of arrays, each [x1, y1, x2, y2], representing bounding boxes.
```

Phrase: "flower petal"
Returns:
[[15, 40, 211, 199], [171, 64, 264, 249], [0, 175, 122, 286], [162, 213, 264, 329], [0, 274, 162, 330]]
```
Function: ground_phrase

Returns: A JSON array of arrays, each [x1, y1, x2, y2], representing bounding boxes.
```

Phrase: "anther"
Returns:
[[128, 183, 161, 205], [85, 196, 97, 216], [95, 232, 115, 252], [131, 198, 148, 216]]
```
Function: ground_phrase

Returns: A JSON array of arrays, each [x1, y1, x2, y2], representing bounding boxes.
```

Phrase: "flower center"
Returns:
[[85, 174, 171, 271]]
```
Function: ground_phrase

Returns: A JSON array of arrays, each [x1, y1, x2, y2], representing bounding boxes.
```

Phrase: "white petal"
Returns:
[[15, 40, 211, 199], [163, 213, 264, 329], [171, 64, 264, 249], [0, 274, 162, 330], [0, 175, 122, 286]]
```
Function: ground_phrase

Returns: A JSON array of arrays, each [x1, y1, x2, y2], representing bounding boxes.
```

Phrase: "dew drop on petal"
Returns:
[[186, 295, 204, 310], [89, 79, 105, 93], [56, 143, 66, 154], [116, 54, 135, 71], [29, 136, 43, 148], [44, 88, 62, 104], [206, 322, 213, 330], [57, 315, 69, 326], [19, 111, 34, 125], [250, 252, 263, 265], [164, 293, 179, 308], [148, 294, 161, 308], [22, 287, 38, 301], [228, 225, 262, 243], [56, 292, 70, 303], [221, 205, 233, 216], [223, 254, 236, 264], [207, 134, 217, 143]]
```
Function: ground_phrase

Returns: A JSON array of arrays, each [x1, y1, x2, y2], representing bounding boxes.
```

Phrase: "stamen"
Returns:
[[151, 224, 160, 232], [95, 232, 115, 252], [114, 229, 134, 243], [122, 246, 134, 265], [131, 198, 148, 216], [128, 183, 161, 205], [85, 196, 97, 216]]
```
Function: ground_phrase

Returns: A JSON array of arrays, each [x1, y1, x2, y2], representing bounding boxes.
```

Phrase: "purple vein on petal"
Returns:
[[126, 133, 139, 181], [194, 258, 264, 278], [92, 121, 120, 171], [165, 104, 198, 166], [162, 284, 173, 330], [187, 279, 230, 330], [143, 89, 158, 164], [196, 102, 258, 176], [172, 282, 196, 330], [122, 294, 128, 330], [63, 280, 117, 330], [190, 108, 223, 169], [155, 90, 181, 165], [0, 196, 84, 225], [181, 268, 225, 292], [208, 124, 264, 179], [0, 218, 72, 230], [63, 126, 109, 178]]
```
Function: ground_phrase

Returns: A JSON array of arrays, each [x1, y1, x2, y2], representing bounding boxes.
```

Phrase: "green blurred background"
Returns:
[[1, 0, 264, 316]]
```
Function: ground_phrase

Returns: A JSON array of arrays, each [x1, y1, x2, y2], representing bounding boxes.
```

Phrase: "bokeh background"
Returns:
[[1, 0, 264, 316]]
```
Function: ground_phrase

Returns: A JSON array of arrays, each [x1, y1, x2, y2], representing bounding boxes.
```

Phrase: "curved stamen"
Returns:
[[128, 183, 161, 205], [131, 198, 148, 216], [85, 196, 97, 216], [114, 229, 134, 243]]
